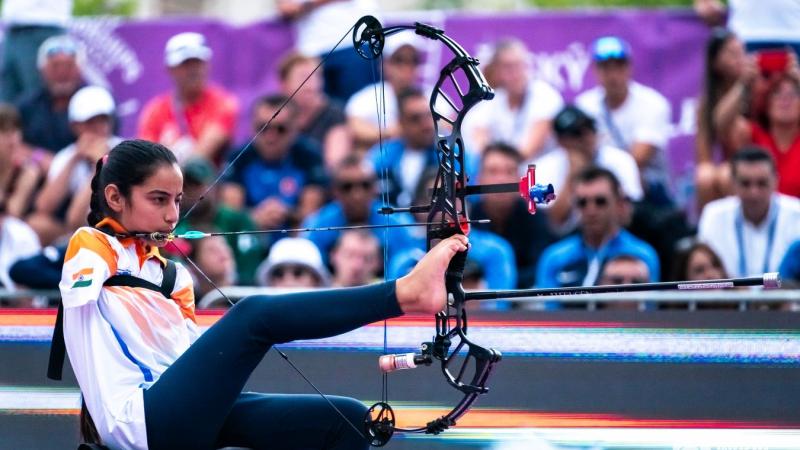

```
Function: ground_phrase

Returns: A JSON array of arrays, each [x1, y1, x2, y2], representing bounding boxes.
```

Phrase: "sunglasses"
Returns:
[[604, 276, 647, 285], [736, 178, 771, 189], [254, 122, 289, 135], [575, 195, 610, 209], [336, 179, 374, 193], [271, 265, 313, 279]]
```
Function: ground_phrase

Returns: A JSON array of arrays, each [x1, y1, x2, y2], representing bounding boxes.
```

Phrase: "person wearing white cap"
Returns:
[[256, 237, 331, 288], [17, 34, 84, 154], [138, 31, 239, 165], [28, 85, 122, 245]]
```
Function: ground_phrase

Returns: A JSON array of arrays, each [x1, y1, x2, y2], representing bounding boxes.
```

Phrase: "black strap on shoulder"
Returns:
[[47, 260, 177, 381]]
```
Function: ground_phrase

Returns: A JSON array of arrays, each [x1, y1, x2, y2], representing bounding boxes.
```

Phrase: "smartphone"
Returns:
[[757, 49, 790, 74]]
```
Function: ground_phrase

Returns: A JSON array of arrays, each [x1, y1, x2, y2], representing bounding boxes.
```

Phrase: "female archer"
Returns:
[[59, 139, 468, 450]]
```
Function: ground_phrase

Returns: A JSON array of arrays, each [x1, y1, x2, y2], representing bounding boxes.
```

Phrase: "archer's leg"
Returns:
[[213, 392, 369, 450], [145, 282, 400, 450]]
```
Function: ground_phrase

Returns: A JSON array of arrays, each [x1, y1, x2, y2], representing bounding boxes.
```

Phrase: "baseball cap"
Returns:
[[553, 105, 595, 137], [68, 86, 115, 122], [164, 32, 212, 67], [256, 238, 331, 287], [592, 36, 631, 62]]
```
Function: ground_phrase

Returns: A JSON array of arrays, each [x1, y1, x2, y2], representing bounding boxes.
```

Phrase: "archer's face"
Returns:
[[110, 163, 183, 246]]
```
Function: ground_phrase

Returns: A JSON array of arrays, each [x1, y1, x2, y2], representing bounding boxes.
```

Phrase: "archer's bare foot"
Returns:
[[396, 235, 469, 314]]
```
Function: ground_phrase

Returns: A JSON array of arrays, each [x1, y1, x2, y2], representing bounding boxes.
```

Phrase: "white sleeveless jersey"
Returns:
[[59, 219, 198, 450]]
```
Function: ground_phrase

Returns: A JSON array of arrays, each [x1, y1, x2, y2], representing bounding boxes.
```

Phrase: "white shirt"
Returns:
[[1, 0, 71, 25], [532, 144, 643, 202], [728, 0, 800, 43], [466, 79, 564, 155], [0, 216, 41, 291], [698, 194, 800, 277], [60, 224, 197, 450], [292, 0, 379, 56], [47, 136, 124, 195], [575, 81, 671, 185]]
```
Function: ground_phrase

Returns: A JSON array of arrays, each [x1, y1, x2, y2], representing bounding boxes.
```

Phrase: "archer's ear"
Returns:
[[104, 184, 125, 214]]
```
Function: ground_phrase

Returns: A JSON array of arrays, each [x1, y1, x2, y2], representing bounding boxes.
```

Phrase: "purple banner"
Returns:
[[57, 10, 706, 202]]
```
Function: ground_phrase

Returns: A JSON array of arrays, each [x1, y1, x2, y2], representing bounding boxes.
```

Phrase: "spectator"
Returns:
[[672, 241, 728, 282], [470, 142, 556, 288], [726, 74, 800, 198], [138, 32, 239, 165], [346, 38, 423, 150], [255, 237, 330, 289], [189, 234, 237, 302], [278, 51, 351, 171], [329, 229, 381, 287], [536, 167, 659, 290], [28, 86, 120, 245], [302, 154, 422, 263], [0, 103, 42, 218], [174, 158, 267, 286], [0, 212, 41, 292], [1, 0, 71, 103], [576, 36, 673, 205], [276, 0, 378, 103], [466, 38, 564, 160], [596, 254, 652, 310], [694, 0, 800, 56], [221, 94, 326, 230], [17, 34, 84, 154], [695, 28, 757, 210], [698, 147, 800, 277], [368, 87, 438, 207], [534, 105, 642, 231]]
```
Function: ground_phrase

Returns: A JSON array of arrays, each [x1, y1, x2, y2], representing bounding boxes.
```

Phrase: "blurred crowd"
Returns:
[[2, 0, 800, 310]]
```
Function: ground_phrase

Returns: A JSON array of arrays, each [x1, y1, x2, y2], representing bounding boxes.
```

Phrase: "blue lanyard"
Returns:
[[735, 203, 779, 276]]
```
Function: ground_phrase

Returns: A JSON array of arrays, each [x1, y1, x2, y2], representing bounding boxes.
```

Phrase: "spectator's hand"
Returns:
[[694, 0, 726, 26], [252, 197, 290, 229], [75, 133, 109, 163], [567, 147, 591, 175], [740, 54, 759, 85]]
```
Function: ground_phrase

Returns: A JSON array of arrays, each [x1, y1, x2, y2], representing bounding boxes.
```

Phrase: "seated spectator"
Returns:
[[138, 32, 238, 165], [576, 36, 673, 205], [0, 103, 42, 218], [174, 158, 267, 286], [536, 167, 659, 291], [534, 105, 643, 231], [302, 154, 422, 263], [255, 237, 330, 289], [698, 147, 800, 277], [278, 51, 351, 171], [17, 34, 83, 154], [28, 86, 120, 245], [368, 87, 438, 207], [695, 28, 756, 210], [470, 142, 556, 288], [0, 212, 41, 293], [329, 229, 381, 287], [722, 73, 800, 198], [189, 234, 237, 302], [596, 253, 651, 310], [346, 38, 423, 150], [222, 95, 326, 229], [670, 240, 735, 310], [466, 38, 564, 160]]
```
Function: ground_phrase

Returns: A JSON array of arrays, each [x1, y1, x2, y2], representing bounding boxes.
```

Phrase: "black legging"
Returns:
[[143, 281, 402, 450]]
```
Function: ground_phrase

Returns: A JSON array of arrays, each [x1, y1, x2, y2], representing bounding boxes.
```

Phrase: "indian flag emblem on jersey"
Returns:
[[71, 268, 94, 288]]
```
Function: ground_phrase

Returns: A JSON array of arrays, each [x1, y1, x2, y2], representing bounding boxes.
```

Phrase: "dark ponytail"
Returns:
[[86, 139, 178, 226]]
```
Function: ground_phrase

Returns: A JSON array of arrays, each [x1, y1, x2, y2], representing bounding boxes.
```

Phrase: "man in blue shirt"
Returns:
[[537, 166, 659, 290], [302, 154, 423, 264], [222, 94, 327, 231]]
